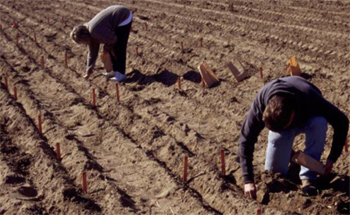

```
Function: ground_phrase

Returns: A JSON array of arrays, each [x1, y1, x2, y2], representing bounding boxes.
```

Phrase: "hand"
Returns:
[[324, 159, 334, 175], [83, 70, 92, 79], [244, 183, 257, 200]]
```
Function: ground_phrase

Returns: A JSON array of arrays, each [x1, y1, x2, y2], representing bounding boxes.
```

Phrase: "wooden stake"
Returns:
[[41, 55, 45, 68], [183, 155, 188, 182], [260, 67, 263, 80], [220, 148, 226, 176], [92, 88, 96, 106], [38, 113, 42, 135], [64, 50, 68, 66], [199, 38, 203, 47], [13, 86, 17, 100], [16, 33, 19, 45], [82, 171, 88, 193], [135, 46, 139, 56], [181, 42, 184, 51], [115, 83, 120, 102], [56, 143, 61, 160], [256, 207, 262, 215], [344, 140, 348, 153], [177, 77, 182, 90], [4, 76, 9, 89]]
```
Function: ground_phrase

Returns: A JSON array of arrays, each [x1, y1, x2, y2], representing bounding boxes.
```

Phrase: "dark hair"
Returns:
[[263, 94, 296, 131], [70, 25, 91, 44]]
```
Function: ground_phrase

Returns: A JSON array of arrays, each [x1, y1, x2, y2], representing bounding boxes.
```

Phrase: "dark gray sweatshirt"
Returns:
[[239, 76, 349, 184], [85, 5, 131, 73]]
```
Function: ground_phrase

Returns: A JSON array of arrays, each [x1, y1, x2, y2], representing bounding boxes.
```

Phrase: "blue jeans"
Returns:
[[265, 116, 327, 180]]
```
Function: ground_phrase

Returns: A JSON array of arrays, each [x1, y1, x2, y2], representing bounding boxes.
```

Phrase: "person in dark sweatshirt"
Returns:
[[239, 76, 348, 197], [70, 5, 132, 82]]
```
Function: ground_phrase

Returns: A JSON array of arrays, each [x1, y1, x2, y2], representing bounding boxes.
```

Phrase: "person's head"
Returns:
[[263, 94, 296, 132], [70, 25, 91, 44]]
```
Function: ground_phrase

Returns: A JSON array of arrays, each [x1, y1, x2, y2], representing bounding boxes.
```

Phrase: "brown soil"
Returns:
[[0, 0, 349, 214]]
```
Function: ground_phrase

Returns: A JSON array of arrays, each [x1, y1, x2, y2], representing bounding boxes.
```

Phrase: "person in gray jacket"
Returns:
[[70, 5, 133, 82]]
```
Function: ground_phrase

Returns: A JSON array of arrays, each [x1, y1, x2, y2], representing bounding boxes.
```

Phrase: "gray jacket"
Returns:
[[85, 6, 131, 73]]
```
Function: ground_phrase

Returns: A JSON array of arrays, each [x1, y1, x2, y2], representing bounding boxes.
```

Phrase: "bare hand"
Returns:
[[324, 159, 334, 175], [244, 183, 257, 200]]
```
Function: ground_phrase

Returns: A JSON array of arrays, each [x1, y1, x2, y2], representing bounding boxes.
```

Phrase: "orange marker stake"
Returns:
[[38, 113, 42, 135], [344, 140, 348, 153], [16, 33, 19, 45], [13, 86, 17, 100], [82, 171, 88, 193], [256, 207, 262, 215], [4, 76, 9, 89], [92, 88, 96, 106], [183, 155, 188, 182], [56, 143, 61, 160], [177, 77, 182, 90], [220, 148, 226, 176], [115, 83, 120, 102], [64, 51, 68, 66], [199, 38, 203, 47], [41, 55, 45, 68], [259, 67, 263, 80]]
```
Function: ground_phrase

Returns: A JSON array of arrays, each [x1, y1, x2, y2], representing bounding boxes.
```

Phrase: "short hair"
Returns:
[[70, 25, 91, 44], [263, 94, 296, 131]]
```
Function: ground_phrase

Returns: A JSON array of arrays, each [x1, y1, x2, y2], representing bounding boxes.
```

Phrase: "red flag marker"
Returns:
[[183, 155, 188, 182], [82, 171, 88, 193], [92, 88, 96, 106], [4, 76, 9, 89], [38, 113, 42, 134], [220, 148, 226, 176], [178, 77, 182, 90], [56, 143, 61, 160], [115, 83, 120, 102], [13, 86, 17, 100]]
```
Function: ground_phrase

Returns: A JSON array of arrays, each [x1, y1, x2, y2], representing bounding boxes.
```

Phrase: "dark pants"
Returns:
[[111, 22, 131, 74]]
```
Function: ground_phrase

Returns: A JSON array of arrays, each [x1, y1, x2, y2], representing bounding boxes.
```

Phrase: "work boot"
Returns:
[[301, 179, 318, 196]]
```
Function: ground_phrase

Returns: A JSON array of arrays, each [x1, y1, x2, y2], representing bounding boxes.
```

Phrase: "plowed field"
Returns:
[[0, 0, 349, 214]]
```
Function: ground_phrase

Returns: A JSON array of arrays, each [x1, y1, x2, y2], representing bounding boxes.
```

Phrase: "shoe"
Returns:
[[301, 179, 318, 196], [110, 72, 126, 82], [102, 71, 116, 77]]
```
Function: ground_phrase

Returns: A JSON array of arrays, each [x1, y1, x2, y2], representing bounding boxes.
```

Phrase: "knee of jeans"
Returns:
[[308, 116, 327, 131]]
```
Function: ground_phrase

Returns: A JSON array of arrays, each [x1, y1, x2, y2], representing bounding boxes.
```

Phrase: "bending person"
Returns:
[[239, 76, 348, 197], [70, 5, 132, 82]]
